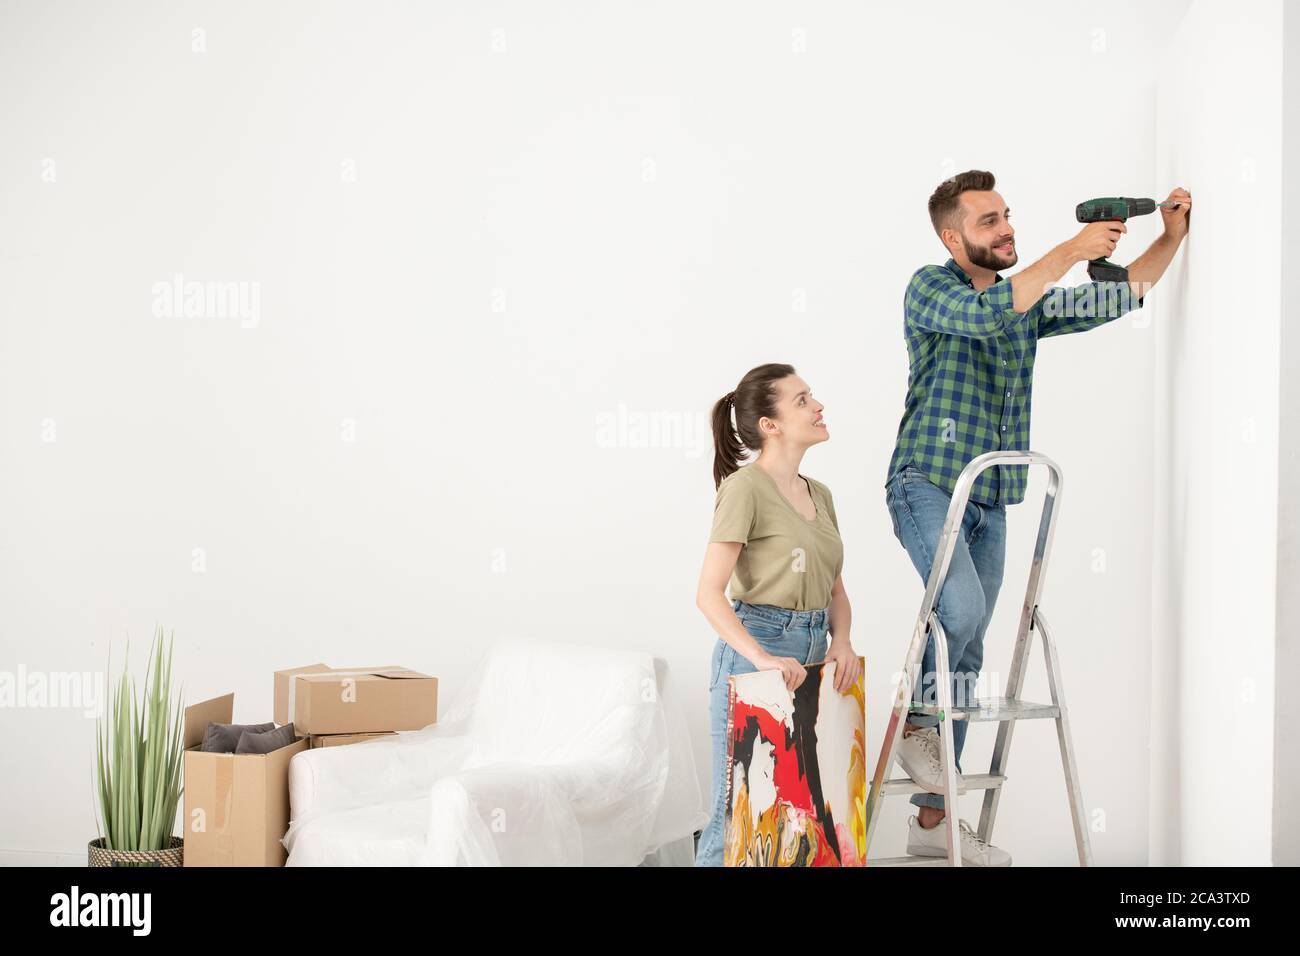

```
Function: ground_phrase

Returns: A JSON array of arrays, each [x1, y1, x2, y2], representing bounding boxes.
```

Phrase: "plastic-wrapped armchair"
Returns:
[[283, 639, 706, 866]]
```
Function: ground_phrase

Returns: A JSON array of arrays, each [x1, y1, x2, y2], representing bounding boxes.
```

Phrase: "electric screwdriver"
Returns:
[[1074, 197, 1179, 282]]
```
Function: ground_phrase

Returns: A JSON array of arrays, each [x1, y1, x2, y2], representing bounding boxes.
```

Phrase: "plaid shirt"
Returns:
[[886, 257, 1143, 506]]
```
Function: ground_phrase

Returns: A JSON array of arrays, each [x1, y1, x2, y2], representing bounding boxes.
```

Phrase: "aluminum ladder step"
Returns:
[[908, 696, 1060, 723], [881, 772, 1006, 796]]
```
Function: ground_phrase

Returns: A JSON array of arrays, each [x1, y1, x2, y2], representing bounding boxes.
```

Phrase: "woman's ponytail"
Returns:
[[710, 364, 795, 490], [711, 391, 743, 490]]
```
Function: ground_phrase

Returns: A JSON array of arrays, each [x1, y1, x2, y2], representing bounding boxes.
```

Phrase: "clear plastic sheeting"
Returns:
[[284, 638, 707, 866]]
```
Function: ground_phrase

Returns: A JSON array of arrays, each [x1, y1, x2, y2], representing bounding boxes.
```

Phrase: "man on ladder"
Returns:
[[883, 170, 1191, 864]]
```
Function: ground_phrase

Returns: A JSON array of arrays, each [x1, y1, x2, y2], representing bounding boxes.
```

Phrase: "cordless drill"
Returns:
[[1075, 197, 1177, 283]]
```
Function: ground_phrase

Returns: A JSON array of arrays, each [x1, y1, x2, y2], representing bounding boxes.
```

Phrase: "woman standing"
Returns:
[[693, 362, 862, 867]]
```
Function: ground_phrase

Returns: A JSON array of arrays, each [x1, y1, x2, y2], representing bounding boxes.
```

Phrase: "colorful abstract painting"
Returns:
[[723, 658, 865, 867]]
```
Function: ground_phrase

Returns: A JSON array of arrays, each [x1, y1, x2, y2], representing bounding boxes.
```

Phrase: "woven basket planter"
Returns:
[[88, 836, 184, 867]]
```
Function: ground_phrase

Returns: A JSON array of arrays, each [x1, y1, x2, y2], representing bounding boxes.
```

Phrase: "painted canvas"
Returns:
[[723, 658, 865, 867]]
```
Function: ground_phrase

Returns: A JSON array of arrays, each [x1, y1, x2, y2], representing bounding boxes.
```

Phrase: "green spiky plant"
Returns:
[[94, 626, 185, 862]]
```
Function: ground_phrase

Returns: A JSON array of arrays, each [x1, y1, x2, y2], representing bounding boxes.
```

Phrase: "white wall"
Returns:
[[1, 0, 1186, 864], [1275, 0, 1300, 868], [1151, 0, 1281, 865]]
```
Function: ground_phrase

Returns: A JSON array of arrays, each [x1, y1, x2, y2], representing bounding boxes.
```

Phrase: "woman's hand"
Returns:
[[825, 641, 862, 694], [826, 576, 860, 693], [753, 652, 808, 692]]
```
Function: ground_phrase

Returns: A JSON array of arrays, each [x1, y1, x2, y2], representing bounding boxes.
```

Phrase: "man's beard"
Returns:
[[962, 233, 1017, 271]]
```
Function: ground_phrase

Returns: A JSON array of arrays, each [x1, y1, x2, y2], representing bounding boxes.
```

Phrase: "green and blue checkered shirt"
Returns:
[[886, 257, 1143, 506]]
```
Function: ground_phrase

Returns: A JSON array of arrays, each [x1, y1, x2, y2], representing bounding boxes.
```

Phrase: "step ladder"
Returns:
[[864, 450, 1092, 866]]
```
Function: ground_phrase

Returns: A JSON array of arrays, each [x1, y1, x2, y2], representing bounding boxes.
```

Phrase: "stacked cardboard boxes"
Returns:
[[273, 664, 438, 734], [182, 664, 437, 866]]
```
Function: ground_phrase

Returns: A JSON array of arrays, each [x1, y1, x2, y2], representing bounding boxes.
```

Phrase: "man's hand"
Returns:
[[1123, 188, 1192, 295], [1160, 186, 1192, 240], [1068, 220, 1127, 262]]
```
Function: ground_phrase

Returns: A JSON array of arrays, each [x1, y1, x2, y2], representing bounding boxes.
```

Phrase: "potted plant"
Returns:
[[89, 626, 185, 866]]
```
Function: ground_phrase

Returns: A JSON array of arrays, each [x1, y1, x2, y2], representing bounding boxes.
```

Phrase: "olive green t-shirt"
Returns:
[[708, 461, 844, 611]]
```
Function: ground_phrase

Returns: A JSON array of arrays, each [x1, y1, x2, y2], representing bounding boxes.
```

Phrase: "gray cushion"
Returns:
[[201, 721, 274, 753], [235, 722, 297, 754]]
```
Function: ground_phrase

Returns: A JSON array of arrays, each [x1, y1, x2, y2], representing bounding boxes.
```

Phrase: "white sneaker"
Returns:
[[907, 815, 1012, 866], [895, 726, 967, 795]]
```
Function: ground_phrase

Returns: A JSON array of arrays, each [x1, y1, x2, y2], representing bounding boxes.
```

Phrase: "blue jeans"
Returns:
[[885, 464, 1006, 810], [695, 599, 830, 867]]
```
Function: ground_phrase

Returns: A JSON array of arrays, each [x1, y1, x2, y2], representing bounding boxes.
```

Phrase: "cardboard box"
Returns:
[[182, 694, 307, 867], [273, 663, 437, 734], [308, 731, 396, 749]]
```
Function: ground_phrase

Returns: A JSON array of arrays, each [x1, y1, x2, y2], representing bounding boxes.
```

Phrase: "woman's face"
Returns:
[[766, 375, 828, 446]]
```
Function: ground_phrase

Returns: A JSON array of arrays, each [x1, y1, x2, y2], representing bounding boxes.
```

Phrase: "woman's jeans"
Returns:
[[695, 599, 830, 867], [885, 464, 1006, 811]]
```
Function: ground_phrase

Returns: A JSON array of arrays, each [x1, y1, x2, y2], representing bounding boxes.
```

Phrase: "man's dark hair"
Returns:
[[928, 169, 996, 237]]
